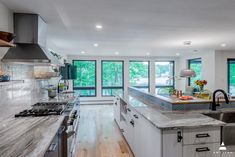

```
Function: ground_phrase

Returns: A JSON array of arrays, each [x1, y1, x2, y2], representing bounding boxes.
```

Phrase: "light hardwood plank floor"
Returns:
[[75, 105, 134, 157]]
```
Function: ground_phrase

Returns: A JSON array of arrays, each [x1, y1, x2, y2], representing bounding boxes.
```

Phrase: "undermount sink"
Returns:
[[204, 112, 235, 146], [204, 112, 235, 123]]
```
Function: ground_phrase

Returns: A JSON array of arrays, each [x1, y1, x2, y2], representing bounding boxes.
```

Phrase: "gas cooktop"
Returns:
[[15, 102, 68, 117]]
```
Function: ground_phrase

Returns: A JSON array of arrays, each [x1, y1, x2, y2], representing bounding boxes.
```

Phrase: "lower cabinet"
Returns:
[[115, 101, 222, 157], [114, 97, 121, 126], [183, 143, 220, 157], [125, 109, 162, 157]]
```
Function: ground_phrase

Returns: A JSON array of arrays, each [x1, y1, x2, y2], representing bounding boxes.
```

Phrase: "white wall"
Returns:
[[177, 51, 216, 92], [177, 50, 235, 93], [0, 1, 13, 60], [67, 55, 179, 99], [214, 50, 235, 92]]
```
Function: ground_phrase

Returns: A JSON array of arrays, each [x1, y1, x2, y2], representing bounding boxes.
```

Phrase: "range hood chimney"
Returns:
[[2, 13, 61, 65]]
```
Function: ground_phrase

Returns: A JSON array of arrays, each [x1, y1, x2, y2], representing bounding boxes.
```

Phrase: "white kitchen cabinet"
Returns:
[[126, 113, 134, 149], [163, 129, 183, 157], [127, 108, 161, 157], [118, 99, 222, 157], [132, 112, 144, 157], [113, 97, 120, 126], [183, 127, 220, 145], [183, 143, 221, 157]]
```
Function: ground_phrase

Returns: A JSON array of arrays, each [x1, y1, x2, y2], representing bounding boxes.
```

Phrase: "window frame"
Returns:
[[188, 58, 202, 86], [72, 60, 97, 97], [101, 60, 124, 97], [227, 59, 235, 94], [155, 61, 175, 92], [129, 60, 150, 92]]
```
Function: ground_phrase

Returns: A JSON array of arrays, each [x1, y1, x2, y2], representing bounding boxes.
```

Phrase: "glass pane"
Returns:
[[155, 62, 174, 86], [229, 61, 235, 96], [129, 61, 149, 88], [102, 88, 123, 96], [102, 61, 123, 87], [155, 87, 174, 95], [73, 60, 96, 97], [76, 89, 96, 97], [73, 60, 96, 88], [189, 59, 202, 86]]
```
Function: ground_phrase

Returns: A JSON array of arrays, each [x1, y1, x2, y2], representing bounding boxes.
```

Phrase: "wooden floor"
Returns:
[[75, 105, 134, 157]]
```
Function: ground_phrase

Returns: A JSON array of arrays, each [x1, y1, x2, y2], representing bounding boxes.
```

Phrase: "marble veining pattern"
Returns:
[[118, 92, 225, 129], [0, 81, 77, 157]]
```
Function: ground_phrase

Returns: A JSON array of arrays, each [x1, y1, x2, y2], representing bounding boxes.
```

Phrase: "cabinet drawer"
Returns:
[[183, 143, 220, 157], [183, 127, 220, 145]]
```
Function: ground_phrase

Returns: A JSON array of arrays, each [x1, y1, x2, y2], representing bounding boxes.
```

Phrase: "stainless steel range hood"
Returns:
[[2, 13, 61, 65]]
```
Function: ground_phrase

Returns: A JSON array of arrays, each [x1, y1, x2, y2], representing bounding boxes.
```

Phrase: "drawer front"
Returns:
[[183, 127, 220, 145], [183, 143, 220, 157]]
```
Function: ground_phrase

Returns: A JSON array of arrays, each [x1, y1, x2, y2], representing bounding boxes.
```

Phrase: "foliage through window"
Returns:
[[129, 61, 149, 92], [188, 58, 202, 86], [102, 61, 124, 96], [228, 59, 235, 96], [73, 60, 96, 97], [155, 61, 174, 95]]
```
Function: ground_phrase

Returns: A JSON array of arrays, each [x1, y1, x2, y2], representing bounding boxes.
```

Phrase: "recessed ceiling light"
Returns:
[[115, 51, 119, 55], [81, 51, 85, 54], [221, 43, 227, 47], [95, 24, 103, 30], [146, 52, 150, 56], [176, 53, 180, 56], [183, 41, 192, 46], [94, 43, 99, 47]]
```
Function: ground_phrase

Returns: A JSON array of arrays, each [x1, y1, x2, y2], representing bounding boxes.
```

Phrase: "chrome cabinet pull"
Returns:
[[196, 133, 210, 138], [196, 147, 210, 152], [47, 143, 57, 152]]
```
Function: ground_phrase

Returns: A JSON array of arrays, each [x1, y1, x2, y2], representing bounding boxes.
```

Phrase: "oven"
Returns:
[[65, 96, 80, 157]]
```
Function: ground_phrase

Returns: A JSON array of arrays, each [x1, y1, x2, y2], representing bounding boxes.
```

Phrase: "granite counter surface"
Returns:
[[0, 83, 78, 157], [118, 92, 225, 129]]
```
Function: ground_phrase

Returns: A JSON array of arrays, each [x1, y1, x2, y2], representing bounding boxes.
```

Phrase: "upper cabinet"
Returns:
[[0, 31, 15, 47]]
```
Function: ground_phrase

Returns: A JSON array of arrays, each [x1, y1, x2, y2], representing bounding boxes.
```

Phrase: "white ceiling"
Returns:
[[1, 0, 235, 56]]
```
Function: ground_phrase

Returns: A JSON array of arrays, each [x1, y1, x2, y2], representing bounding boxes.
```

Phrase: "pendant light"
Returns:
[[180, 69, 196, 78]]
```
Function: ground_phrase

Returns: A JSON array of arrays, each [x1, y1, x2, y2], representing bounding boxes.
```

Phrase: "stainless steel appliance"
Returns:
[[15, 95, 80, 157], [2, 13, 61, 65]]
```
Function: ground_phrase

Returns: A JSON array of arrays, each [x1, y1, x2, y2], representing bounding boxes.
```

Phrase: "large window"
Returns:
[[73, 60, 96, 97], [102, 61, 124, 96], [129, 61, 149, 92], [188, 58, 202, 86], [155, 61, 175, 95], [228, 59, 235, 96]]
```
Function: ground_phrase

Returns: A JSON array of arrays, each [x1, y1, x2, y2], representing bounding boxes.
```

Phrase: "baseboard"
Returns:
[[80, 97, 114, 105]]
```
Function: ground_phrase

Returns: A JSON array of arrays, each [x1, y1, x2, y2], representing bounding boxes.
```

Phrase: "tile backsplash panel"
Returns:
[[1, 63, 34, 80], [0, 62, 59, 84]]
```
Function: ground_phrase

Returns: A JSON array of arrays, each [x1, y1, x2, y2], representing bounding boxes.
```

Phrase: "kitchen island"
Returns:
[[128, 87, 235, 111], [0, 82, 79, 157], [114, 87, 235, 157]]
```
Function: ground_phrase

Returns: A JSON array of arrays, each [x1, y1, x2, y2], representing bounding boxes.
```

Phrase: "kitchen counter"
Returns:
[[0, 82, 78, 157], [155, 94, 211, 104], [155, 94, 235, 105], [118, 92, 225, 129]]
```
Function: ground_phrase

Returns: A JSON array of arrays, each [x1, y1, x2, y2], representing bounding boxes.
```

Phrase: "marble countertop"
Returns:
[[0, 83, 78, 157], [117, 92, 225, 129]]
